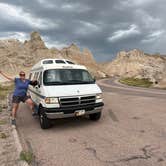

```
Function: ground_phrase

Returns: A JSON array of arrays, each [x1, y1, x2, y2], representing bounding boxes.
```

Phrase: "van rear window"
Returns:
[[55, 60, 66, 64], [43, 60, 53, 64]]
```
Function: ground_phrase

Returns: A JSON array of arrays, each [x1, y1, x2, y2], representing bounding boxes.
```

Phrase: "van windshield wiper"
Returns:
[[44, 80, 95, 85], [44, 81, 67, 85], [68, 80, 94, 84]]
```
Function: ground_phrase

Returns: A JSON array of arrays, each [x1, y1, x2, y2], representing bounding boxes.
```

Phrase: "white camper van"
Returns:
[[28, 59, 104, 129]]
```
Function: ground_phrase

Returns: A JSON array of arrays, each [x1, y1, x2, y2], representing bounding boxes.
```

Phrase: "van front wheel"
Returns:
[[39, 108, 51, 129], [89, 112, 101, 121]]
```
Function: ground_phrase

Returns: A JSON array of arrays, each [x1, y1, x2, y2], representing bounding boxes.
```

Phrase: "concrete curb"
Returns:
[[11, 126, 29, 166], [7, 94, 29, 166]]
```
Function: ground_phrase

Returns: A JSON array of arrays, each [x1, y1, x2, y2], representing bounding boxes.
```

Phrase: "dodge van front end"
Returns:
[[43, 94, 104, 119]]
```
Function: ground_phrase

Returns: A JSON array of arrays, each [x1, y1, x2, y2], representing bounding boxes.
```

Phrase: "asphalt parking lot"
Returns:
[[17, 79, 166, 166]]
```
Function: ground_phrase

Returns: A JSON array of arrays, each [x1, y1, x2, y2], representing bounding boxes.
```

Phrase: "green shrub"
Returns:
[[0, 120, 7, 125], [119, 77, 153, 88], [0, 132, 8, 139], [0, 106, 2, 112], [20, 151, 34, 164], [0, 84, 14, 100]]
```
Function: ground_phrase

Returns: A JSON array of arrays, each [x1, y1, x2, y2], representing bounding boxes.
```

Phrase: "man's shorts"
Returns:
[[12, 95, 31, 104]]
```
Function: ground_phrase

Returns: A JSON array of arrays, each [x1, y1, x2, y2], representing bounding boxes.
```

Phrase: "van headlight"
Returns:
[[45, 97, 59, 104], [96, 93, 102, 100]]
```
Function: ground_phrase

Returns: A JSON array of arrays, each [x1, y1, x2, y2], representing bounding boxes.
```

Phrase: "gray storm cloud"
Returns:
[[0, 0, 166, 61]]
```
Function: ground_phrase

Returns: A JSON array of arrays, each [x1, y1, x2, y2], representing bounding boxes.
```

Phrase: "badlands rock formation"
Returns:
[[0, 32, 106, 78], [0, 31, 166, 88], [103, 49, 166, 87]]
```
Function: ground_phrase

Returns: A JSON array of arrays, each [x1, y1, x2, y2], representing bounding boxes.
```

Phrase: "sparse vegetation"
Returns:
[[0, 132, 8, 139], [119, 77, 153, 88], [0, 120, 7, 125], [0, 84, 14, 100], [20, 151, 34, 164]]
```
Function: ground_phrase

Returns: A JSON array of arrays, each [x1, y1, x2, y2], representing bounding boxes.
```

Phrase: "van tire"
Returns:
[[89, 112, 101, 121], [39, 107, 51, 129]]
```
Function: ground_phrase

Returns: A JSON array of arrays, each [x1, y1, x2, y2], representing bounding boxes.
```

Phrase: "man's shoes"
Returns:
[[32, 111, 38, 116], [11, 119, 16, 126]]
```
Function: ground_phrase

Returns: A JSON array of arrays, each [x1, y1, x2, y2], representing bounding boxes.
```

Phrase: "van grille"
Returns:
[[59, 96, 96, 107]]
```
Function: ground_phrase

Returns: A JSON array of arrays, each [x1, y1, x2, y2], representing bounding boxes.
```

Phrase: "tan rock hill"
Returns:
[[1, 31, 166, 88], [103, 49, 166, 87], [0, 31, 106, 79]]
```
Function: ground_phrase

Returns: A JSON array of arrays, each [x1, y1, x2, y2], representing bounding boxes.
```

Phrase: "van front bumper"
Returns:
[[44, 102, 104, 119]]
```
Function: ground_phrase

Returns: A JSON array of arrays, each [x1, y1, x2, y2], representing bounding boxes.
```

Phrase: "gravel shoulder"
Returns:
[[0, 102, 19, 166], [0, 83, 29, 166]]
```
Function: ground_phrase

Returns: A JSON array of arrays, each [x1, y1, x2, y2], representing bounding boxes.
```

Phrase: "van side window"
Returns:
[[33, 73, 36, 80], [29, 73, 32, 80], [38, 72, 42, 85], [31, 73, 35, 81], [34, 72, 39, 80]]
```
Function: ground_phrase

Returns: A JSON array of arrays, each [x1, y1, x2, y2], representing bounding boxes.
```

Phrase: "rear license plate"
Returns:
[[75, 110, 85, 116]]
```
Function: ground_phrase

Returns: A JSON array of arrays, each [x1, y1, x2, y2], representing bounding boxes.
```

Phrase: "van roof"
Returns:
[[31, 59, 87, 71]]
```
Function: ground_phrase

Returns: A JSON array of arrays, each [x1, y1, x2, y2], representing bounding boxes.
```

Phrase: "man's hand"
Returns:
[[30, 80, 38, 86]]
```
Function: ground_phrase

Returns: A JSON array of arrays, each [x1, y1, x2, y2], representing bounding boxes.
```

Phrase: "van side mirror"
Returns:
[[37, 81, 41, 88], [38, 84, 41, 88], [93, 77, 96, 83]]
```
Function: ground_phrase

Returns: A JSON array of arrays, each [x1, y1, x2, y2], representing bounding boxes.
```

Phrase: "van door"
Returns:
[[28, 72, 35, 102], [35, 72, 42, 105], [30, 72, 39, 104]]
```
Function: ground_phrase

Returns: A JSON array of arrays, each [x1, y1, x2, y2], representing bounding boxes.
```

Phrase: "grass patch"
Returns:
[[20, 151, 34, 164], [119, 77, 153, 88], [0, 84, 14, 100], [0, 120, 7, 125], [0, 132, 8, 139], [0, 106, 2, 112]]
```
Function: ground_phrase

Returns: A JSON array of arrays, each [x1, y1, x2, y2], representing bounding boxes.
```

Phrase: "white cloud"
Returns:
[[121, 0, 155, 7], [141, 30, 165, 43], [108, 24, 140, 42], [75, 21, 101, 35], [135, 10, 162, 30], [0, 32, 29, 41], [0, 2, 58, 30], [36, 0, 56, 8], [61, 3, 91, 12], [43, 36, 67, 49]]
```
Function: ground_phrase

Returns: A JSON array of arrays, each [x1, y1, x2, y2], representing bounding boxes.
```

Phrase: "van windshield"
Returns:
[[43, 69, 95, 85]]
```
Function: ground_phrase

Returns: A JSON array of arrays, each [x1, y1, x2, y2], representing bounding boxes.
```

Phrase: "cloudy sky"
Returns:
[[0, 0, 166, 61]]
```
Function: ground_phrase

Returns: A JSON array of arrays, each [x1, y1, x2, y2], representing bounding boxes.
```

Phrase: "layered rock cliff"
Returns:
[[0, 32, 106, 79], [0, 31, 166, 88], [103, 49, 166, 87]]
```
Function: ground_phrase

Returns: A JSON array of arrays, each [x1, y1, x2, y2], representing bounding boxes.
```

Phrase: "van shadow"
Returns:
[[48, 116, 98, 130]]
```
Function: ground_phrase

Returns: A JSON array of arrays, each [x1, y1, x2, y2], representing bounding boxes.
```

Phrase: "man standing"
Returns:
[[0, 70, 38, 126]]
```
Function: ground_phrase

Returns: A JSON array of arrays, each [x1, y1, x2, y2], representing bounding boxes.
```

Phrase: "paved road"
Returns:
[[17, 79, 166, 166]]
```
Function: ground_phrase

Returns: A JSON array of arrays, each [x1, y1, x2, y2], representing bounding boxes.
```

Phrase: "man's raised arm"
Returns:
[[0, 70, 14, 81]]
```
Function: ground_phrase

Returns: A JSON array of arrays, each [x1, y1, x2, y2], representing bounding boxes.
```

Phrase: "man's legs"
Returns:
[[12, 103, 19, 118], [11, 103, 19, 125], [25, 98, 36, 115]]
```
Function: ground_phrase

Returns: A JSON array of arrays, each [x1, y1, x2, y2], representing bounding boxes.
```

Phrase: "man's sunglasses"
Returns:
[[20, 74, 25, 76]]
